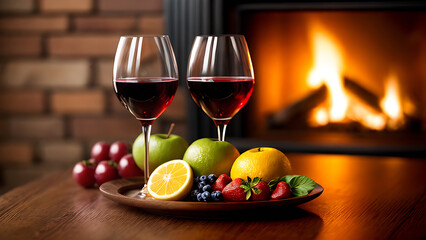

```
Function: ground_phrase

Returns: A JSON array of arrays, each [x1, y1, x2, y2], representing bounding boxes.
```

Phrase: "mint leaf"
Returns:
[[283, 175, 299, 183], [291, 188, 309, 197], [288, 176, 316, 197]]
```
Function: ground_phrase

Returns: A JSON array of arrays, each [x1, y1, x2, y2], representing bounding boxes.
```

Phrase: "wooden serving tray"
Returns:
[[100, 177, 323, 219]]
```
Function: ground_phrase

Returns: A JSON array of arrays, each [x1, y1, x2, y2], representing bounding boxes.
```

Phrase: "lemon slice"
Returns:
[[147, 160, 193, 200]]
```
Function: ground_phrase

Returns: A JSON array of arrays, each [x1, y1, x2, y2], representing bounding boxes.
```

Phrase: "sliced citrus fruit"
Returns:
[[147, 159, 193, 200]]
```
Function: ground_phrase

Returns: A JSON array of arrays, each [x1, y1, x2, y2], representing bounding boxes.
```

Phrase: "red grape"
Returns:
[[91, 141, 110, 163], [94, 160, 120, 186], [72, 160, 96, 187], [109, 141, 130, 163], [118, 154, 143, 178]]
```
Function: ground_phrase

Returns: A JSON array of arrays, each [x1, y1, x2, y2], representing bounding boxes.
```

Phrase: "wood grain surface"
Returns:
[[0, 153, 425, 240]]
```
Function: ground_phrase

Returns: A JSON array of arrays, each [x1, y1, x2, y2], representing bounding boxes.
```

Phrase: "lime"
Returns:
[[182, 138, 240, 177]]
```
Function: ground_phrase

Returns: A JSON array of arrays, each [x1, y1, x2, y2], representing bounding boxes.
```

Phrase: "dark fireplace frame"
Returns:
[[164, 0, 426, 157]]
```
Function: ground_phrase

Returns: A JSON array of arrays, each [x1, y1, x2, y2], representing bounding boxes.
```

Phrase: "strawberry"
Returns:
[[251, 180, 271, 201], [222, 178, 246, 201], [270, 181, 291, 200], [212, 174, 232, 192]]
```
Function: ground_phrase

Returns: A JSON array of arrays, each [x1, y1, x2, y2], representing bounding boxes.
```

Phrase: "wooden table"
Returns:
[[0, 153, 425, 240]]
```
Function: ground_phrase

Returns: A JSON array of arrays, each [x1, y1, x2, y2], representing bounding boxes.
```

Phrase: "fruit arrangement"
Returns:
[[73, 127, 317, 203]]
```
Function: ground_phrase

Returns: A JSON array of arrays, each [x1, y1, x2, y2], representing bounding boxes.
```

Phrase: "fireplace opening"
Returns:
[[165, 1, 426, 157], [236, 10, 426, 155]]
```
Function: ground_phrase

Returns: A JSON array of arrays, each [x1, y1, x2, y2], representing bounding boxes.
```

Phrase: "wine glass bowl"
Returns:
[[187, 35, 254, 141], [113, 35, 178, 195]]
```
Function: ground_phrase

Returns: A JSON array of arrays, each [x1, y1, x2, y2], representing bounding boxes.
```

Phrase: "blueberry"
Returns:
[[212, 191, 223, 201], [207, 174, 217, 183], [202, 191, 211, 202], [198, 181, 207, 190], [190, 190, 200, 201], [202, 184, 212, 192], [199, 175, 207, 182], [194, 176, 200, 183], [196, 192, 203, 202]]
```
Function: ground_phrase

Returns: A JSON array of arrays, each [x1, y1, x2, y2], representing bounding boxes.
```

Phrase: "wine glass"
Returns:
[[113, 35, 178, 197], [187, 35, 254, 141]]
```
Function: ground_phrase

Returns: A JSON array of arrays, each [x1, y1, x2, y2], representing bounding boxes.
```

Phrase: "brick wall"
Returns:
[[0, 0, 188, 193]]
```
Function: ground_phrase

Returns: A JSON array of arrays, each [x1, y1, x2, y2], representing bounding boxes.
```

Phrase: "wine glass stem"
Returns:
[[141, 124, 152, 185], [216, 124, 227, 141]]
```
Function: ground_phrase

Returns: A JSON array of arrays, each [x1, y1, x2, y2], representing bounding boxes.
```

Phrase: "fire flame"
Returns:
[[381, 73, 405, 129], [308, 24, 405, 130], [307, 28, 348, 122]]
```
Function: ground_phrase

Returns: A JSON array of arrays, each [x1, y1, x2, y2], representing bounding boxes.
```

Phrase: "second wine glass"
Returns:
[[187, 35, 255, 141]]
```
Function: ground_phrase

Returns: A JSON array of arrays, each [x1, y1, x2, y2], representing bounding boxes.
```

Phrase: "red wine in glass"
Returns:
[[187, 35, 254, 141], [114, 77, 178, 126], [187, 76, 254, 125]]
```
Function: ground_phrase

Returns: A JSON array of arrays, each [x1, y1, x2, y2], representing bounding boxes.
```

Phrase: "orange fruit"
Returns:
[[230, 147, 292, 183], [147, 160, 193, 200]]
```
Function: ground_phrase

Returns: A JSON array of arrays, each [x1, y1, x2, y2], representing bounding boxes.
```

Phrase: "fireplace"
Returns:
[[165, 0, 426, 157]]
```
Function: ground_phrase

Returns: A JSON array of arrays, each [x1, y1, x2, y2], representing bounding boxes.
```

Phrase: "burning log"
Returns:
[[344, 77, 382, 113], [268, 84, 327, 128]]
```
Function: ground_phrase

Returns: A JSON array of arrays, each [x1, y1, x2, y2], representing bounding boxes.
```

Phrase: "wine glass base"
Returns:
[[136, 184, 150, 199]]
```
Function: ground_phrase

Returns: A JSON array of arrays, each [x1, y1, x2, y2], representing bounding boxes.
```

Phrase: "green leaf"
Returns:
[[283, 175, 299, 183], [245, 190, 251, 200], [252, 188, 261, 195], [288, 176, 316, 197], [252, 177, 261, 186], [247, 176, 252, 183], [291, 188, 309, 197], [240, 185, 250, 191]]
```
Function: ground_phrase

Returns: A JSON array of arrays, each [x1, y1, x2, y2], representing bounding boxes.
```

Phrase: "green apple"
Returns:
[[133, 133, 189, 173], [182, 138, 240, 177]]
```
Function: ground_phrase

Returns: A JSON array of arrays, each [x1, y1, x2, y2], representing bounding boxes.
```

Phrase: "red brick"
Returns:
[[1, 60, 90, 89], [70, 116, 156, 140], [39, 141, 83, 165], [0, 90, 45, 114], [99, 0, 162, 12], [74, 16, 136, 32], [96, 60, 113, 88], [40, 0, 93, 12], [51, 90, 106, 114], [48, 35, 119, 57], [0, 142, 33, 165], [161, 88, 187, 120], [138, 15, 164, 34], [0, 0, 33, 13], [0, 17, 68, 32], [0, 119, 8, 138], [9, 117, 64, 139], [0, 36, 41, 57]]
